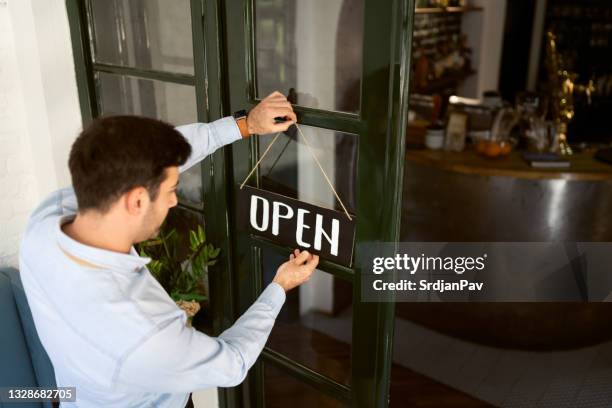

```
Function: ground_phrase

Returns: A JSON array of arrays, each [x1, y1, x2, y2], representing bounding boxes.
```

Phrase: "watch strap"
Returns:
[[233, 110, 250, 137]]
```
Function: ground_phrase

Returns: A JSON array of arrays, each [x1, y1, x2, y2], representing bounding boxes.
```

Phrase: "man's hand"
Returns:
[[273, 249, 319, 292], [247, 91, 297, 135]]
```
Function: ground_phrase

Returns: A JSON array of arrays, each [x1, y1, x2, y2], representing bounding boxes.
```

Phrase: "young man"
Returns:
[[19, 91, 319, 407]]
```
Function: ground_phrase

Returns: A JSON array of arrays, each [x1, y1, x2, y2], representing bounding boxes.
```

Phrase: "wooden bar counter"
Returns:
[[406, 149, 612, 181], [401, 148, 612, 242], [399, 149, 612, 351]]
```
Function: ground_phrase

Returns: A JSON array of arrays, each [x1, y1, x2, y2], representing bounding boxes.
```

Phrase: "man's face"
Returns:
[[139, 167, 179, 241]]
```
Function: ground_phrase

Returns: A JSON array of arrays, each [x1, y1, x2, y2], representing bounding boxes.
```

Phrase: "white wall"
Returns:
[[0, 1, 219, 406], [457, 0, 507, 99], [1, 0, 81, 267], [0, 0, 38, 267], [527, 0, 548, 91]]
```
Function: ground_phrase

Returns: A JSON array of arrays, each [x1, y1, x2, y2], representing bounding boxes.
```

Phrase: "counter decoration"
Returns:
[[546, 31, 595, 156]]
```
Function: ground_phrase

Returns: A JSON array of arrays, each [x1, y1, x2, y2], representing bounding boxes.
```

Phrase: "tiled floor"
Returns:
[[307, 310, 612, 407]]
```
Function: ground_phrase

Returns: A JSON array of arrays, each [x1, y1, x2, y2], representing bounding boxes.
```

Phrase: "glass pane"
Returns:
[[262, 248, 352, 385], [137, 207, 213, 334], [258, 126, 357, 214], [90, 0, 194, 74], [255, 0, 363, 113], [391, 303, 612, 407], [97, 72, 202, 207], [177, 165, 203, 208], [97, 72, 197, 124], [264, 363, 348, 408]]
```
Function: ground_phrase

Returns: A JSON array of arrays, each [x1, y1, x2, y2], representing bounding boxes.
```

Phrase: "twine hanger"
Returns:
[[239, 123, 353, 221]]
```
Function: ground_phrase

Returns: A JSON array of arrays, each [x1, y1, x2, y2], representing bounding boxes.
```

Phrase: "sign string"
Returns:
[[239, 131, 281, 190], [239, 123, 353, 221], [265, 136, 292, 178]]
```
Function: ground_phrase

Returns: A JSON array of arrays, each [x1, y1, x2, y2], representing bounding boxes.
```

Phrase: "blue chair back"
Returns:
[[0, 268, 56, 408]]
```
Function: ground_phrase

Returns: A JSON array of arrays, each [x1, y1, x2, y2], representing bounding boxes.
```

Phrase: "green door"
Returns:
[[66, 0, 415, 406], [220, 1, 415, 407]]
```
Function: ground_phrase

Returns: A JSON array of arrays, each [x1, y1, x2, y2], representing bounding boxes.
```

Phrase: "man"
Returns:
[[19, 91, 319, 407]]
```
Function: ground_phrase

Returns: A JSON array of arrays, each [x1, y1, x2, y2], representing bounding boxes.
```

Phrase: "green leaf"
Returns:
[[197, 225, 206, 242], [189, 230, 198, 249], [172, 293, 207, 302]]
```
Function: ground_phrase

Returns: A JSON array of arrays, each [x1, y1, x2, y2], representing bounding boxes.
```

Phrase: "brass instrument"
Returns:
[[545, 31, 595, 155]]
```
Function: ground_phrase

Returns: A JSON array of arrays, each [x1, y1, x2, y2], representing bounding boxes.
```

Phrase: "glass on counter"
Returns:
[[516, 92, 551, 153], [475, 107, 519, 158]]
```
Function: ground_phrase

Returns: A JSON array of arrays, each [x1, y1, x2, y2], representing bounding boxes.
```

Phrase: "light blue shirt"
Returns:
[[19, 117, 286, 408]]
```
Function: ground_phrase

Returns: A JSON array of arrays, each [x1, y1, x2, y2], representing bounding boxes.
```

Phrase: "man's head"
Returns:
[[68, 116, 191, 242]]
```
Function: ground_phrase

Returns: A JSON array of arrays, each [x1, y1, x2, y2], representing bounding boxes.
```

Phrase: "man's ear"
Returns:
[[124, 187, 150, 215]]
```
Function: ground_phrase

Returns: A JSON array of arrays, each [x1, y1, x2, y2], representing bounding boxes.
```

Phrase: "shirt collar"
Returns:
[[56, 215, 151, 272]]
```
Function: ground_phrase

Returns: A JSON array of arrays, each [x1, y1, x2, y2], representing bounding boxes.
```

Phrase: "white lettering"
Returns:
[[295, 209, 311, 248], [373, 257, 385, 274], [272, 202, 294, 236], [250, 195, 269, 232], [314, 215, 339, 256]]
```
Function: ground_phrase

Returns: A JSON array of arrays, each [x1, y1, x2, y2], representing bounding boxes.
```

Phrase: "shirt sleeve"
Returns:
[[176, 117, 242, 173], [113, 283, 286, 393]]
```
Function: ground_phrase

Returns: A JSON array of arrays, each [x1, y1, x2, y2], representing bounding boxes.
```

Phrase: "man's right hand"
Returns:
[[272, 249, 319, 292], [246, 91, 297, 135]]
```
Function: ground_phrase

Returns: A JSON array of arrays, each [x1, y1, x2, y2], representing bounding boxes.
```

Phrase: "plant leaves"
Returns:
[[173, 292, 207, 302]]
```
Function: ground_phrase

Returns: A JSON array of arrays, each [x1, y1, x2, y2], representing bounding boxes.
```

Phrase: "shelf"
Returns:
[[415, 69, 476, 94], [415, 6, 483, 14]]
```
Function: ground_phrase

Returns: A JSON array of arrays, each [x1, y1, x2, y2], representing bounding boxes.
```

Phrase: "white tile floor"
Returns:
[[305, 310, 612, 408]]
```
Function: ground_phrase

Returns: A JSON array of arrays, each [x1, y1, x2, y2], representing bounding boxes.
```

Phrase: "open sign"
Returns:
[[237, 186, 356, 267]]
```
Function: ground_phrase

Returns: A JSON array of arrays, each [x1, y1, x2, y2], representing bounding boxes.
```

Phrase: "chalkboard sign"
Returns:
[[237, 185, 356, 267]]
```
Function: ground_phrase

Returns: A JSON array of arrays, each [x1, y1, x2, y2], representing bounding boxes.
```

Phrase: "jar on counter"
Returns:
[[425, 127, 445, 150]]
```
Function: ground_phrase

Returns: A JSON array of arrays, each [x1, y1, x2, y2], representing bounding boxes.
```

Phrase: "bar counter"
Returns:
[[406, 149, 612, 181], [401, 148, 612, 242], [400, 149, 612, 350]]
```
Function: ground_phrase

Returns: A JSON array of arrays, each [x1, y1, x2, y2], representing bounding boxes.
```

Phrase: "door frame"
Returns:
[[220, 1, 415, 407], [66, 0, 242, 405]]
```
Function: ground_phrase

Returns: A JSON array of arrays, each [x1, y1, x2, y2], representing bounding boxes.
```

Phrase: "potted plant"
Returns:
[[136, 224, 220, 326]]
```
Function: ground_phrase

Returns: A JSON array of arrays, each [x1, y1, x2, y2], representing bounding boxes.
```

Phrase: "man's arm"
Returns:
[[176, 117, 241, 174], [176, 91, 297, 173], [114, 250, 318, 392]]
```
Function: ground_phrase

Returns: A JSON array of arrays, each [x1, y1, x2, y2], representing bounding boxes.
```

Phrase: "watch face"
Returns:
[[234, 109, 248, 119]]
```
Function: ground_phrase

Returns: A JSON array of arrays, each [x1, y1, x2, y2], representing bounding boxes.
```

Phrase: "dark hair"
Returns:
[[68, 115, 191, 213]]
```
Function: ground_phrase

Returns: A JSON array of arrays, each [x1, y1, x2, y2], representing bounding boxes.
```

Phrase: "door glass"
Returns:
[[176, 165, 204, 209], [97, 72, 202, 207], [391, 303, 612, 407], [262, 248, 352, 385], [97, 72, 197, 124], [139, 207, 212, 334], [264, 363, 347, 407], [257, 125, 357, 214], [254, 0, 363, 113], [90, 0, 194, 74]]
